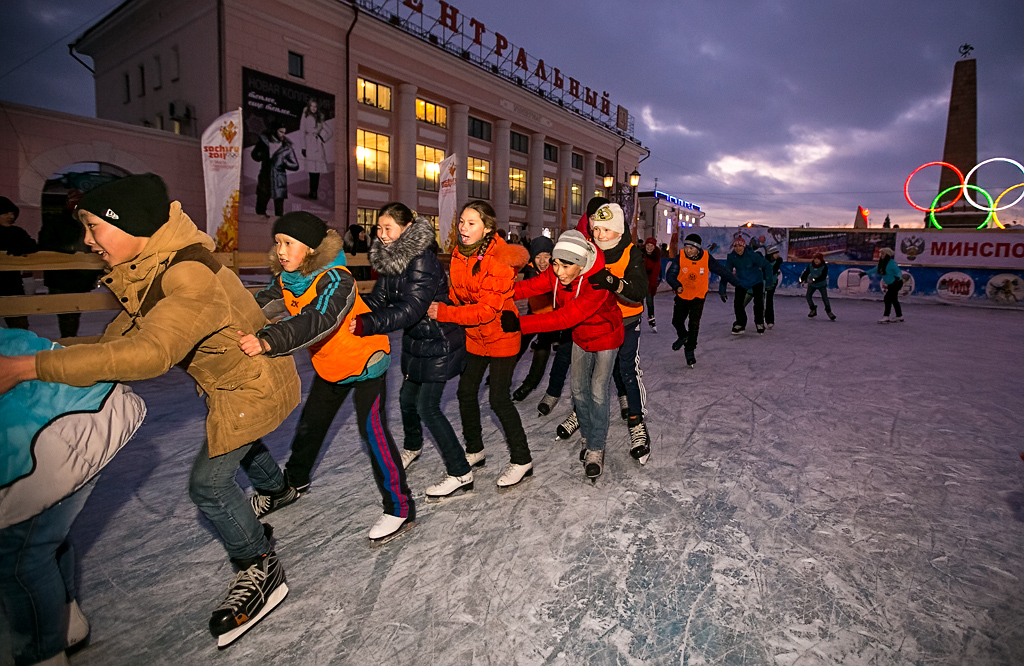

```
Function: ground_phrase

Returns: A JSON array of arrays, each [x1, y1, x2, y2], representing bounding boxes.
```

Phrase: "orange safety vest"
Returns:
[[675, 253, 711, 300], [281, 266, 390, 383], [604, 243, 645, 319]]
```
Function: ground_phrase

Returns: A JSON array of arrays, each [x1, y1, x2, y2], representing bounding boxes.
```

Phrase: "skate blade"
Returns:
[[216, 582, 289, 649], [425, 484, 474, 502], [369, 520, 416, 547]]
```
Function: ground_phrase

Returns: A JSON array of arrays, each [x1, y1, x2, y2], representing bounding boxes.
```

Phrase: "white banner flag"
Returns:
[[202, 109, 242, 251], [437, 153, 459, 253]]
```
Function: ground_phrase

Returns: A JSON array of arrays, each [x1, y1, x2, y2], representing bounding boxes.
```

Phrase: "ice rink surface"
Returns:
[[4, 294, 1023, 665]]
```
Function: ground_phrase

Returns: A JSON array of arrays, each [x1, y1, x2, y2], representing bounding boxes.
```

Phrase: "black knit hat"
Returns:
[[684, 233, 703, 248], [586, 197, 610, 218], [0, 196, 19, 220], [76, 174, 169, 237], [273, 211, 327, 248]]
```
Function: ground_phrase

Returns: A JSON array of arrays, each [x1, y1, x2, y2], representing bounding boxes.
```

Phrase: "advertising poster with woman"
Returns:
[[241, 68, 335, 218]]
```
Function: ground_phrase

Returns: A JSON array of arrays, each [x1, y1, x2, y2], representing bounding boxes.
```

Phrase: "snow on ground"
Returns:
[[3, 294, 1024, 666]]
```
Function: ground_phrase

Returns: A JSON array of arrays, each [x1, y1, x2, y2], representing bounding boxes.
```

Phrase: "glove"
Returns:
[[588, 268, 621, 292], [720, 292, 727, 303], [500, 310, 521, 332], [301, 149, 306, 157]]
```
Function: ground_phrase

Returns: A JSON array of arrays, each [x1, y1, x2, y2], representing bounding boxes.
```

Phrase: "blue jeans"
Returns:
[[571, 344, 617, 451], [188, 439, 283, 561], [399, 378, 471, 477], [0, 477, 97, 666], [612, 318, 647, 417]]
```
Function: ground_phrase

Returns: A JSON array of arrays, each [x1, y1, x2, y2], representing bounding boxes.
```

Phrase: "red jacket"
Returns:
[[514, 251, 623, 352], [437, 236, 529, 358], [642, 246, 661, 295]]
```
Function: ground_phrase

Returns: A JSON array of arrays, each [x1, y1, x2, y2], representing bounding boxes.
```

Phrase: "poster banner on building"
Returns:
[[895, 231, 1024, 269], [241, 68, 335, 219], [698, 226, 788, 261], [786, 229, 894, 263], [437, 154, 459, 253], [201, 109, 242, 251]]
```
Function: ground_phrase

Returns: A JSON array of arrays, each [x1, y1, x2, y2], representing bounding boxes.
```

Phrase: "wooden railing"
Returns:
[[0, 250, 379, 319]]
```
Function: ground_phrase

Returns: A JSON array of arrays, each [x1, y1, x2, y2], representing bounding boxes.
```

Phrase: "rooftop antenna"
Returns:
[[959, 43, 974, 58]]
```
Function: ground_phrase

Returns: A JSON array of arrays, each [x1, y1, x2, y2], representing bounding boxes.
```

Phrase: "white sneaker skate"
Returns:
[[878, 316, 891, 324], [496, 462, 533, 488], [368, 513, 414, 544], [400, 449, 421, 469], [425, 472, 474, 499], [464, 449, 485, 467]]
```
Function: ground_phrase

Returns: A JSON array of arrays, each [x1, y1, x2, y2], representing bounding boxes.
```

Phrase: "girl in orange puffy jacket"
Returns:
[[426, 201, 533, 488]]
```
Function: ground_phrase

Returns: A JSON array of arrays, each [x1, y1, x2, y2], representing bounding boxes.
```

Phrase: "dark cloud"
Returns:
[[3, 0, 1022, 226]]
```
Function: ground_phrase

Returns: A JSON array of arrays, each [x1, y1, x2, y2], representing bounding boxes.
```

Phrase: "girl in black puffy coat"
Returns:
[[350, 203, 472, 499]]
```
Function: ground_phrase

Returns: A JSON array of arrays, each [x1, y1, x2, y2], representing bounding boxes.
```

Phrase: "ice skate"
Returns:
[[400, 448, 421, 469], [537, 393, 559, 416], [628, 415, 651, 465], [210, 551, 288, 648], [827, 311, 836, 321], [250, 480, 299, 519], [672, 337, 685, 351], [648, 317, 657, 333], [582, 449, 604, 483], [878, 315, 891, 324], [512, 382, 536, 402], [464, 448, 486, 467], [618, 394, 630, 421], [425, 471, 474, 499], [684, 348, 696, 368], [892, 315, 904, 322], [496, 462, 533, 488], [808, 308, 817, 318], [556, 410, 579, 440], [766, 323, 774, 330], [756, 323, 765, 334], [731, 324, 744, 335], [368, 513, 416, 545]]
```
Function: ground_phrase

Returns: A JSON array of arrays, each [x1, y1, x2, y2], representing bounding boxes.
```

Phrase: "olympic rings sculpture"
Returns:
[[904, 158, 1024, 229]]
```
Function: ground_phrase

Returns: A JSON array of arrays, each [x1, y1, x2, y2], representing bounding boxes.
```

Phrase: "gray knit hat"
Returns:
[[552, 230, 592, 267]]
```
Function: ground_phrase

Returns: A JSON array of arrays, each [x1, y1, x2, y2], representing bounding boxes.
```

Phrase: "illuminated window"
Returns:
[[509, 168, 527, 206], [357, 207, 379, 228], [510, 131, 529, 154], [421, 214, 440, 243], [543, 177, 556, 211], [356, 129, 390, 183], [416, 144, 445, 191], [357, 77, 392, 111], [543, 143, 558, 163], [593, 189, 603, 199], [469, 117, 491, 141], [571, 183, 582, 215], [572, 153, 583, 170], [468, 157, 490, 199], [416, 98, 447, 127]]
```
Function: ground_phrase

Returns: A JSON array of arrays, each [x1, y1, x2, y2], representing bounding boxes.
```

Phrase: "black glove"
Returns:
[[500, 310, 521, 332], [720, 292, 727, 303], [588, 268, 621, 292]]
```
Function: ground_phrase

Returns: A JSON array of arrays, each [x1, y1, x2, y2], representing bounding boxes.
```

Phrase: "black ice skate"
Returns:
[[618, 395, 630, 421], [512, 382, 536, 402], [684, 348, 696, 368], [537, 394, 559, 416], [731, 324, 745, 335], [827, 311, 837, 321], [556, 410, 579, 440], [648, 317, 657, 333], [582, 449, 604, 483], [672, 337, 685, 351], [756, 323, 765, 334], [250, 476, 300, 519], [808, 308, 817, 318], [210, 551, 288, 648], [628, 415, 651, 465]]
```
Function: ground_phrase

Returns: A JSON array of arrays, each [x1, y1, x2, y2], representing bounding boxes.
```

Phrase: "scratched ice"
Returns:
[[2, 295, 1023, 665]]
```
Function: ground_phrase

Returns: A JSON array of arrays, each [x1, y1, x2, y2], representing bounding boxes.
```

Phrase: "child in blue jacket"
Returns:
[[865, 247, 904, 323], [799, 252, 836, 320]]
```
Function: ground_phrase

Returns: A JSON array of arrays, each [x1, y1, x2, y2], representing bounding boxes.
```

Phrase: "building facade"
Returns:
[[637, 190, 705, 250], [74, 0, 646, 250]]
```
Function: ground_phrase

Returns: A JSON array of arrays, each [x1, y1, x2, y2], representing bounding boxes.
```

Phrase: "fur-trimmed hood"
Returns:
[[368, 218, 437, 276], [490, 237, 530, 272], [268, 228, 345, 277]]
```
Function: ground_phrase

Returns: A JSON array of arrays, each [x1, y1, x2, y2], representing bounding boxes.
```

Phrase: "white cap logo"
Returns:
[[105, 208, 119, 220]]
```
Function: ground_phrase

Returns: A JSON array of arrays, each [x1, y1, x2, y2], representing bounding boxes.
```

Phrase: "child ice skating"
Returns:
[[507, 230, 624, 481], [799, 252, 836, 320], [511, 235, 562, 404], [242, 211, 414, 543], [642, 237, 661, 332], [763, 244, 783, 328], [351, 203, 470, 500], [866, 247, 904, 323], [427, 201, 533, 488], [666, 233, 741, 367], [0, 174, 302, 648]]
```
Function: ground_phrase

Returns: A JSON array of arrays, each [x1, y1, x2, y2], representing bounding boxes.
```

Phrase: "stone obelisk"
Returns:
[[932, 57, 987, 228]]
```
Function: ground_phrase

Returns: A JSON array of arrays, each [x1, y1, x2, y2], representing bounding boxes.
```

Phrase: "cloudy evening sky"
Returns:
[[2, 0, 1023, 228]]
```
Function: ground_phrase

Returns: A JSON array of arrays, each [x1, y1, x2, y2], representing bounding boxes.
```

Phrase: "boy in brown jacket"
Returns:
[[0, 174, 301, 648]]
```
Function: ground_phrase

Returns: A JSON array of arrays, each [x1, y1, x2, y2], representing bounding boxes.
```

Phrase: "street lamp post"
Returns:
[[629, 169, 640, 243], [603, 170, 640, 241]]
